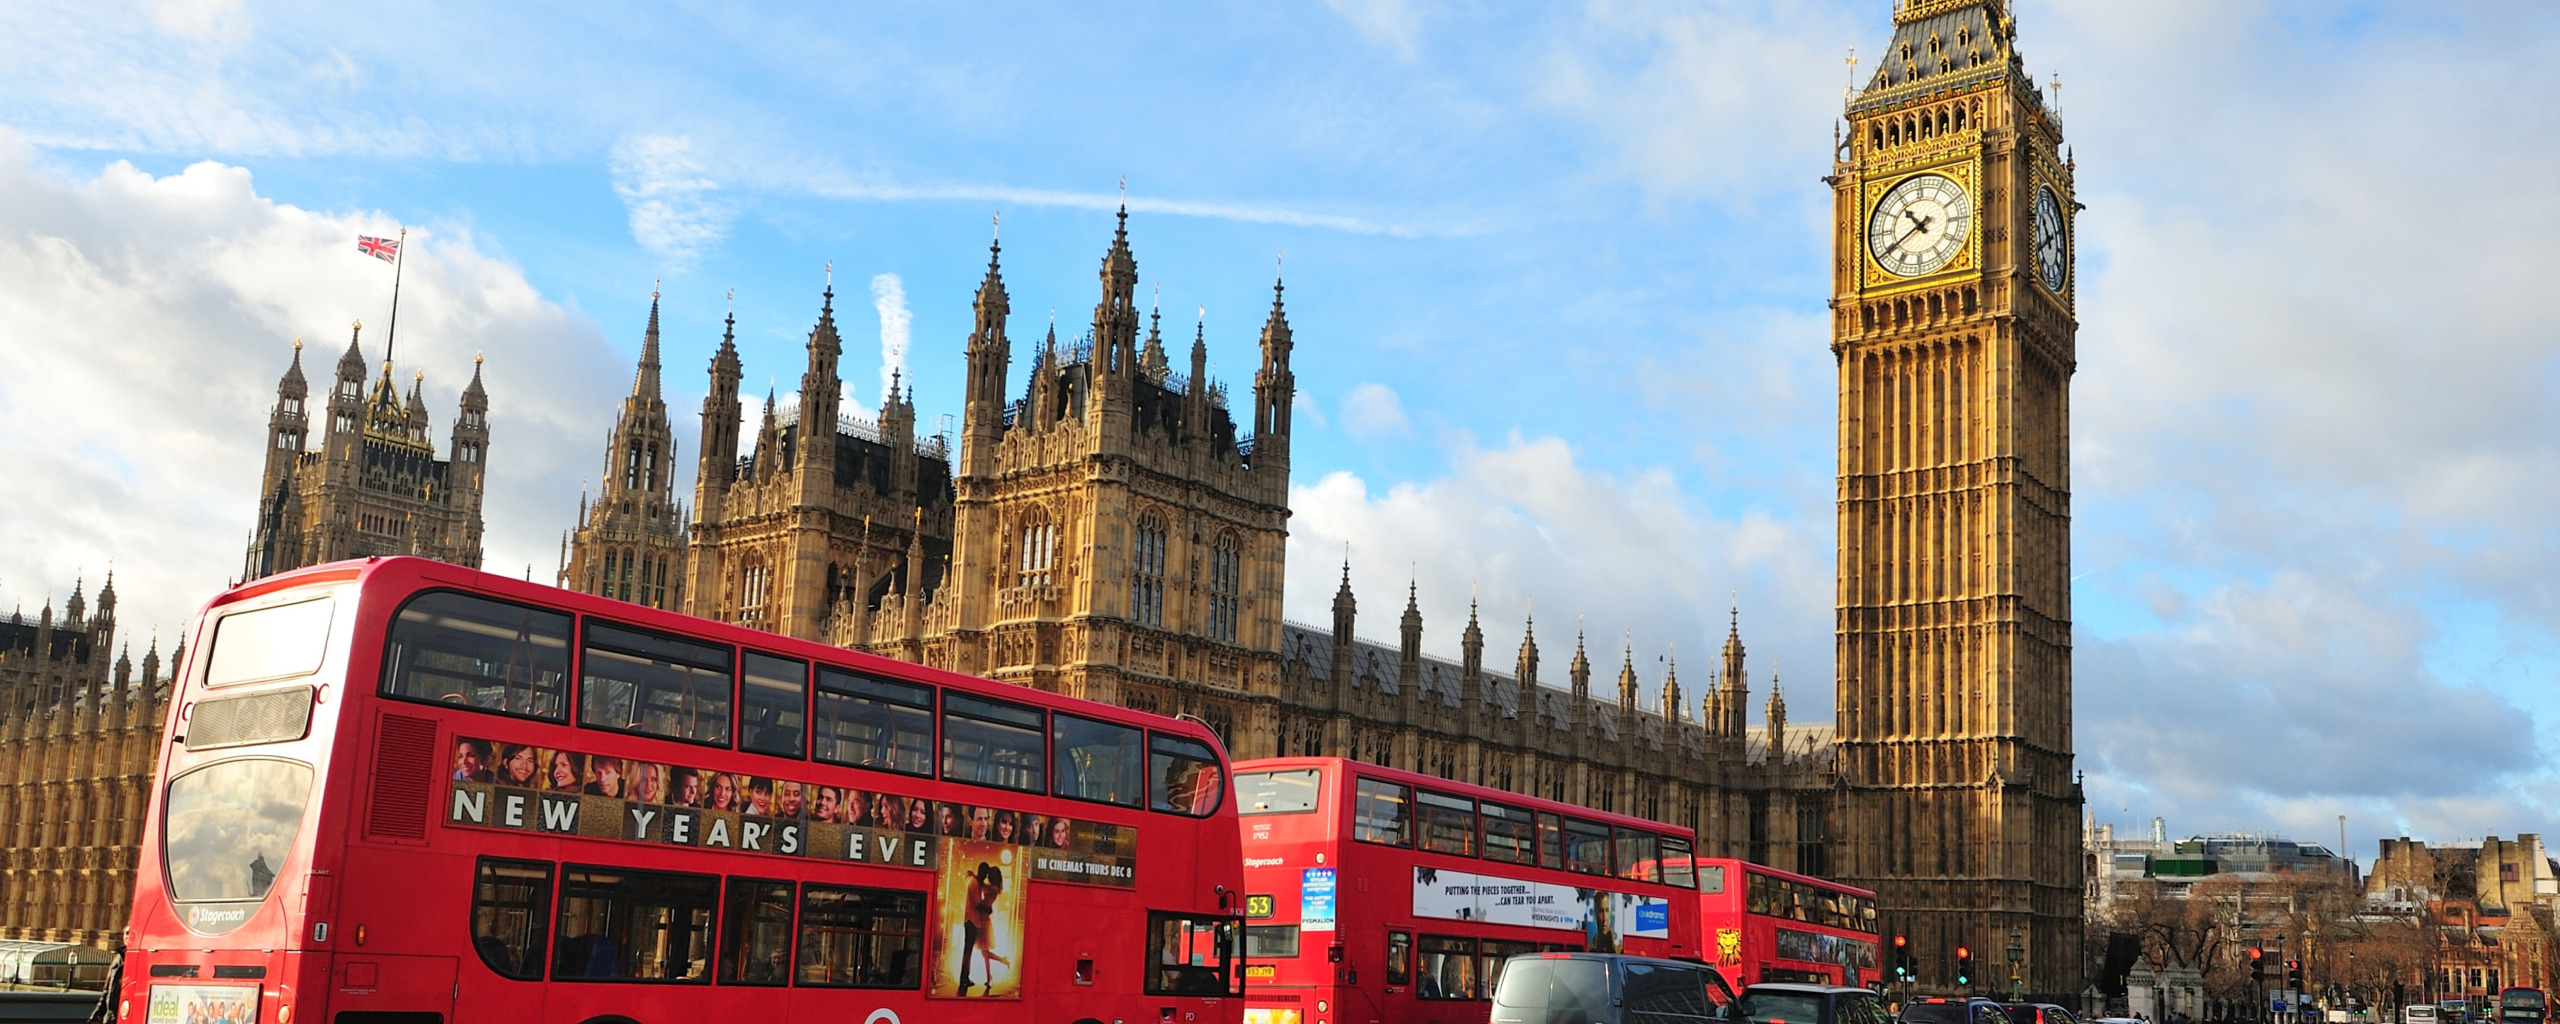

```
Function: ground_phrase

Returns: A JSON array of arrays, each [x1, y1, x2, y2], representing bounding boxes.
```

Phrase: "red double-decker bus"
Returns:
[[1692, 858, 1878, 988], [113, 556, 1245, 1024], [1230, 756, 1703, 1024]]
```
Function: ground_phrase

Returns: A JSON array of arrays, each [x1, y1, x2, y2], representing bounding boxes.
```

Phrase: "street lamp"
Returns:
[[2008, 930, 2026, 1003]]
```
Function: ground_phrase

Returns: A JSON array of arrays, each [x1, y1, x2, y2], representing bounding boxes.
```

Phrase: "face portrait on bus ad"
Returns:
[[673, 769, 704, 807], [583, 757, 626, 799], [633, 762, 668, 805], [930, 841, 1026, 999], [707, 772, 739, 812], [547, 750, 582, 791], [495, 743, 541, 788], [451, 738, 491, 782]]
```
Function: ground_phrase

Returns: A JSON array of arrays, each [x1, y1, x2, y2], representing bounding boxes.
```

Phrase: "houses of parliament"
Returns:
[[3, 0, 2081, 996]]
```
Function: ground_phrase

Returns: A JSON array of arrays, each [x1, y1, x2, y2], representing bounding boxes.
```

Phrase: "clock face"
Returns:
[[2033, 185, 2068, 291], [1867, 174, 1973, 278]]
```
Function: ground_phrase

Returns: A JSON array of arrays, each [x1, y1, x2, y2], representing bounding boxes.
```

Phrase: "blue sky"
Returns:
[[5, 0, 2559, 860]]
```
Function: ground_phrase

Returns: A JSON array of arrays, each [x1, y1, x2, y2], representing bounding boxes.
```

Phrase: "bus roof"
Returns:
[[201, 556, 1232, 759], [1234, 755, 1696, 839]]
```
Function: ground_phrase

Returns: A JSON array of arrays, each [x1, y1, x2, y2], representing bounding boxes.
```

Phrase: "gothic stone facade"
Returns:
[[244, 327, 489, 580], [1829, 0, 2085, 998], [0, 576, 175, 951], [643, 212, 1839, 871], [562, 292, 691, 611]]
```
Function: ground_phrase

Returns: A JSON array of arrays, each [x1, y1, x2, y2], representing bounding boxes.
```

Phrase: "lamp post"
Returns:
[[2009, 930, 2026, 1003]]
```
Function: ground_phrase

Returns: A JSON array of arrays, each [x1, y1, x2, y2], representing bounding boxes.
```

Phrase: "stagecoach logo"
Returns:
[[1243, 856, 1286, 868], [183, 904, 253, 930]]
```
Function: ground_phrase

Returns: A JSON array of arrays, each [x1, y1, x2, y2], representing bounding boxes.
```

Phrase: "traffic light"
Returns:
[[2287, 959, 2303, 989], [2249, 947, 2266, 983], [1893, 934, 1912, 982], [1956, 946, 1974, 987]]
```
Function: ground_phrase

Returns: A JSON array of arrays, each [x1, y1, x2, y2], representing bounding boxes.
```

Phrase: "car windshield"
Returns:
[[1492, 958, 1614, 1023], [1753, 993, 1826, 1024]]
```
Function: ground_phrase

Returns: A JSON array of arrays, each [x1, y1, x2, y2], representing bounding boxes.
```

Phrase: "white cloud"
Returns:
[[0, 134, 620, 643], [871, 272, 910, 414], [611, 134, 731, 265], [1321, 0, 1427, 62], [1285, 432, 1830, 717], [1338, 381, 1410, 440]]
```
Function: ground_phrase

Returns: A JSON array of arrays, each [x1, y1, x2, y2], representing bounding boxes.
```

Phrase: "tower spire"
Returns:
[[634, 281, 663, 399]]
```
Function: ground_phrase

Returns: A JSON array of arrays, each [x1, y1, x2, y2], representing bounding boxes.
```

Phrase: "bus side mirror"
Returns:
[[1328, 944, 1345, 963]]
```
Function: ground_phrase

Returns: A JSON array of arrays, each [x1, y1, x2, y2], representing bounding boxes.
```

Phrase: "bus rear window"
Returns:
[[381, 591, 570, 720], [204, 596, 334, 688], [1353, 778, 1411, 847], [1245, 924, 1300, 958], [161, 758, 313, 921], [1235, 769, 1321, 815], [581, 622, 735, 748], [1658, 836, 1697, 888]]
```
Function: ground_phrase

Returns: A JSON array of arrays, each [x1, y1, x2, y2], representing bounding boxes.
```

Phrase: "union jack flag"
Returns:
[[357, 235, 400, 263]]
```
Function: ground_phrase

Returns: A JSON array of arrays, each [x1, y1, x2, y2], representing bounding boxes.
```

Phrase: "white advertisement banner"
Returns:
[[1411, 866, 1670, 949]]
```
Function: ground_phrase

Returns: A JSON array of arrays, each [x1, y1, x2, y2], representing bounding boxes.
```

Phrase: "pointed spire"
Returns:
[[338, 322, 367, 381], [1617, 631, 1639, 710], [634, 281, 664, 399], [462, 351, 487, 405], [280, 336, 308, 391]]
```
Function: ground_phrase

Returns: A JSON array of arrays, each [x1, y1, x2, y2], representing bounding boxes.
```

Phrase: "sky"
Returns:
[[3, 0, 2558, 862]]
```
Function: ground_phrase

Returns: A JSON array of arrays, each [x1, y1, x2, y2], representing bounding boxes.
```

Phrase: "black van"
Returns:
[[1489, 952, 1744, 1024]]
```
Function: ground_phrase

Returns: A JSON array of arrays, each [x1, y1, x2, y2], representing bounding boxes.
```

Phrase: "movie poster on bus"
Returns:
[[930, 838, 1027, 999], [1028, 817, 1138, 888]]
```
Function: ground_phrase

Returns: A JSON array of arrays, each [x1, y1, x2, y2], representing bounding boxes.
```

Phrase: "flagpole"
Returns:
[[383, 227, 407, 370]]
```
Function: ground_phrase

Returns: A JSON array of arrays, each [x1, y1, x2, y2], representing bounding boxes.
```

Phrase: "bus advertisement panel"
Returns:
[[1234, 757, 1703, 1024], [1692, 858, 1879, 988], [116, 557, 1245, 1024]]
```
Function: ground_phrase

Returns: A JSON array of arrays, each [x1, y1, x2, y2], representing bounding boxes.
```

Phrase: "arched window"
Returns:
[[741, 558, 773, 616], [1018, 511, 1057, 587], [625, 443, 643, 490], [1130, 515, 1167, 626], [1208, 533, 1242, 643]]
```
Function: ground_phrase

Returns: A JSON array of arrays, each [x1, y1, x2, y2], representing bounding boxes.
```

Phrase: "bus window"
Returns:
[[1481, 801, 1536, 864], [1659, 836, 1697, 888], [794, 884, 926, 989], [1537, 812, 1564, 869], [738, 652, 807, 759], [1417, 791, 1477, 856], [471, 858, 554, 982], [1147, 911, 1241, 997], [1150, 733, 1225, 816], [1615, 828, 1661, 883], [1235, 769, 1322, 815], [943, 693, 1046, 793], [1245, 924, 1301, 958], [1562, 818, 1612, 876], [382, 591, 571, 720], [1416, 935, 1480, 1000], [161, 758, 313, 919], [1385, 931, 1413, 987], [1479, 938, 1535, 995], [582, 623, 734, 748], [553, 866, 716, 983], [812, 668, 934, 777], [1700, 863, 1726, 894], [1353, 778, 1411, 847], [204, 595, 334, 688], [717, 878, 794, 986], [1052, 714, 1144, 807]]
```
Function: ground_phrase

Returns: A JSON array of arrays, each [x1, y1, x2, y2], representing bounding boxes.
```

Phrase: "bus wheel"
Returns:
[[574, 1017, 644, 1024]]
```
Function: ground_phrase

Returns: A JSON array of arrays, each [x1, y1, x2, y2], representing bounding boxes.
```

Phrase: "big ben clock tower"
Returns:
[[1831, 0, 2083, 998]]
